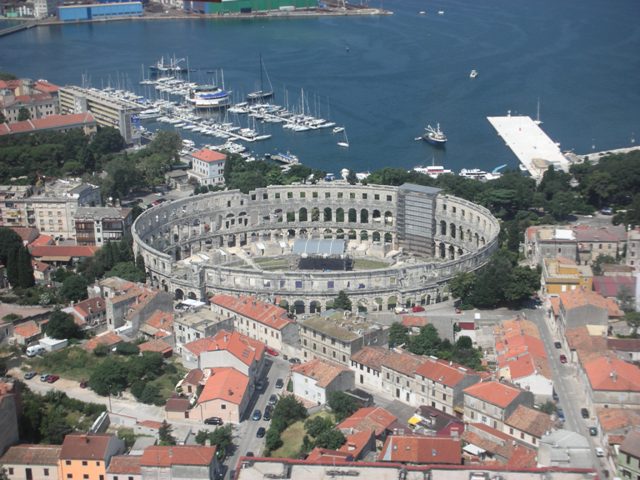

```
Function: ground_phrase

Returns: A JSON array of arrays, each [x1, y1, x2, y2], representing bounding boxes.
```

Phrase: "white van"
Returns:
[[26, 345, 45, 357]]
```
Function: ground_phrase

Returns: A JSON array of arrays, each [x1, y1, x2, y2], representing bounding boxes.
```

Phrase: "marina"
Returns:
[[487, 115, 572, 181]]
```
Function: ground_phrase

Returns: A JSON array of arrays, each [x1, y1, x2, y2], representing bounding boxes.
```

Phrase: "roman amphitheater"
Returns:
[[132, 182, 500, 313]]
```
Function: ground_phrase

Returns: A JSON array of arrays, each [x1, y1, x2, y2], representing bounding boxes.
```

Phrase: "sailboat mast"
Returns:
[[259, 54, 264, 94]]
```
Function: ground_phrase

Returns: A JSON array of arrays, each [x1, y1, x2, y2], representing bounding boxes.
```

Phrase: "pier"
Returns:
[[487, 115, 570, 181], [0, 20, 37, 37]]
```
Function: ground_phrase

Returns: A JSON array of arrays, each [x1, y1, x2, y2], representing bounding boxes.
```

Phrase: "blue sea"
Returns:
[[1, 0, 640, 174]]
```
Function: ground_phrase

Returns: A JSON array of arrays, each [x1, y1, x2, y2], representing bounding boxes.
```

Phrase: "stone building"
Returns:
[[463, 380, 534, 431]]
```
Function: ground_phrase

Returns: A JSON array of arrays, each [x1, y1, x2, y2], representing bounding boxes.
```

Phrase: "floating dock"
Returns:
[[487, 115, 570, 180]]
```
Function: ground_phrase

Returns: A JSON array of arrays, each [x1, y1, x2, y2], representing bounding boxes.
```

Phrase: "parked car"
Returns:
[[589, 427, 598, 436], [24, 371, 37, 380], [46, 375, 59, 383], [264, 405, 273, 421], [268, 394, 278, 406], [581, 408, 589, 419], [252, 409, 262, 421], [552, 390, 559, 401], [79, 380, 88, 389], [26, 345, 46, 357], [255, 380, 266, 391], [275, 378, 284, 389], [557, 408, 565, 420], [265, 347, 279, 356], [559, 354, 568, 364], [554, 341, 562, 349], [256, 427, 266, 438], [288, 357, 301, 365], [40, 373, 50, 382], [595, 447, 605, 457], [245, 452, 254, 457], [411, 305, 425, 312], [205, 417, 223, 425]]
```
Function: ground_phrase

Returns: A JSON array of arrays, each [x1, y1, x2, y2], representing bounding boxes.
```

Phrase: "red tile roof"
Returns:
[[584, 356, 640, 392], [10, 226, 39, 243], [32, 259, 51, 273], [593, 275, 636, 298], [337, 407, 398, 437], [381, 349, 427, 377], [145, 310, 174, 332], [0, 444, 61, 465], [191, 148, 226, 163], [306, 448, 353, 463], [84, 332, 124, 351], [14, 320, 40, 339], [137, 420, 163, 430], [210, 294, 292, 331], [60, 434, 117, 460], [559, 288, 623, 317], [415, 357, 477, 387], [619, 430, 640, 459], [197, 367, 249, 405], [505, 405, 554, 438], [107, 455, 141, 474], [139, 338, 173, 355], [350, 346, 389, 370], [292, 358, 350, 388], [338, 429, 374, 459], [29, 245, 99, 260], [597, 408, 640, 433], [30, 235, 55, 247], [380, 435, 462, 464], [401, 315, 429, 328], [73, 297, 105, 318], [184, 329, 265, 366], [165, 396, 191, 413], [0, 113, 96, 136], [183, 368, 204, 386], [34, 80, 60, 93], [141, 445, 216, 467], [463, 381, 524, 408]]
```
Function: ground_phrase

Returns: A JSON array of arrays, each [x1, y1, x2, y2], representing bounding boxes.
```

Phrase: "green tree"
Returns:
[[503, 265, 540, 304], [314, 428, 346, 450], [158, 420, 176, 446], [625, 312, 640, 338], [195, 429, 209, 445], [115, 342, 140, 356], [327, 391, 358, 422], [93, 344, 109, 357], [209, 425, 233, 457], [271, 395, 307, 427], [617, 286, 635, 313], [16, 247, 35, 288], [265, 427, 283, 452], [88, 358, 128, 395], [105, 261, 146, 283], [90, 126, 126, 156], [592, 254, 617, 276], [45, 310, 81, 339], [346, 169, 357, 185], [60, 274, 89, 302], [409, 324, 441, 356], [0, 228, 34, 288], [332, 291, 352, 311], [39, 406, 73, 444], [449, 272, 476, 302], [305, 416, 334, 438], [17, 107, 31, 122], [138, 383, 160, 405], [388, 322, 409, 348]]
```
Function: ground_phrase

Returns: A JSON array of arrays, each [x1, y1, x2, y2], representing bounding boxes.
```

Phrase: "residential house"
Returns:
[[9, 227, 39, 245], [164, 397, 191, 422], [414, 357, 481, 416], [210, 294, 298, 353], [173, 307, 233, 356], [597, 407, 640, 449], [190, 367, 250, 424], [0, 444, 61, 480], [573, 224, 627, 265], [292, 358, 354, 405], [617, 429, 640, 480], [504, 405, 555, 447], [182, 329, 265, 381], [350, 346, 389, 393], [12, 320, 41, 345], [58, 434, 125, 480], [627, 227, 640, 270], [379, 435, 462, 465], [0, 381, 19, 455], [537, 429, 593, 469], [139, 310, 173, 341], [593, 275, 636, 302], [106, 454, 141, 480], [337, 430, 376, 461], [463, 380, 534, 431], [31, 259, 53, 284], [84, 331, 125, 352], [105, 286, 172, 333], [581, 356, 640, 407], [140, 445, 219, 480], [409, 405, 465, 437], [74, 206, 133, 246], [608, 338, 640, 362], [299, 310, 388, 366], [65, 297, 106, 327], [541, 257, 593, 295], [556, 288, 622, 337], [462, 422, 537, 468], [380, 349, 427, 406], [28, 245, 99, 267], [139, 339, 173, 358], [0, 113, 97, 137], [94, 277, 136, 299], [187, 149, 226, 187], [524, 226, 578, 266], [180, 368, 204, 396], [337, 406, 399, 441]]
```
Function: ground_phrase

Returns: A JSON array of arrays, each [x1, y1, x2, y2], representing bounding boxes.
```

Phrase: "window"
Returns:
[[300, 192, 305, 198], [362, 193, 368, 200], [325, 192, 331, 199], [221, 404, 226, 409], [65, 461, 72, 466], [520, 432, 524, 439], [82, 461, 88, 466], [374, 194, 380, 200], [44, 469, 49, 476], [312, 192, 318, 198], [350, 192, 355, 199], [509, 428, 514, 434], [8, 469, 13, 475], [275, 193, 280, 199], [287, 192, 293, 199], [83, 475, 89, 480], [67, 475, 72, 479], [327, 281, 334, 289]]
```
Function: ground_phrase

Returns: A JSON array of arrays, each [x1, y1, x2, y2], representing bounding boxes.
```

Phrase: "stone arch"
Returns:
[[279, 299, 289, 311], [336, 229, 345, 239], [440, 220, 447, 236], [287, 229, 296, 238], [309, 301, 322, 314], [323, 228, 333, 239], [387, 295, 397, 310], [426, 294, 431, 305], [348, 208, 357, 223], [458, 247, 464, 257], [459, 226, 464, 240], [481, 237, 486, 246], [372, 231, 381, 243], [311, 207, 320, 222], [474, 233, 480, 246], [324, 207, 332, 222], [384, 211, 394, 226], [360, 209, 369, 223], [293, 300, 305, 315], [161, 279, 168, 292], [439, 242, 446, 259], [466, 229, 472, 242], [299, 207, 308, 222], [384, 232, 393, 244], [357, 299, 368, 313], [187, 291, 197, 300], [374, 297, 384, 311], [372, 210, 381, 223], [336, 208, 345, 223], [175, 288, 184, 300], [287, 211, 295, 222], [348, 229, 357, 240], [448, 245, 455, 259], [450, 223, 456, 238], [360, 230, 369, 241], [274, 208, 283, 223]]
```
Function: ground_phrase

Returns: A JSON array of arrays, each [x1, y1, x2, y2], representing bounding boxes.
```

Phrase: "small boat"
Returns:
[[413, 164, 453, 178], [333, 126, 345, 134], [418, 10, 426, 14], [459, 168, 502, 182], [470, 69, 478, 79], [247, 54, 274, 102], [337, 129, 350, 148], [437, 10, 444, 15], [422, 123, 447, 146]]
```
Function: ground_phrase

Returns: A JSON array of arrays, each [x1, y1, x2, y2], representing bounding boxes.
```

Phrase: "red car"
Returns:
[[411, 305, 425, 313], [46, 375, 60, 383], [559, 354, 567, 364], [265, 347, 279, 356]]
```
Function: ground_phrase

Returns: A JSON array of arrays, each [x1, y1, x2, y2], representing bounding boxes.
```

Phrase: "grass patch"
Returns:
[[150, 362, 186, 402], [254, 257, 291, 271], [271, 411, 333, 459], [29, 346, 97, 381], [353, 258, 389, 270]]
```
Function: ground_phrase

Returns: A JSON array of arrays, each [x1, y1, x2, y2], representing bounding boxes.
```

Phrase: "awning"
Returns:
[[407, 416, 422, 426], [463, 444, 486, 456]]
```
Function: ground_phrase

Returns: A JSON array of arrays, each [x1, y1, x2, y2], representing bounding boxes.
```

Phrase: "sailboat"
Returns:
[[534, 98, 543, 125], [337, 129, 350, 148], [247, 54, 274, 102]]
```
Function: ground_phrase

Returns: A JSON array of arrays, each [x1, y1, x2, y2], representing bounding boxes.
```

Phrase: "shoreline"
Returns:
[[0, 7, 391, 35]]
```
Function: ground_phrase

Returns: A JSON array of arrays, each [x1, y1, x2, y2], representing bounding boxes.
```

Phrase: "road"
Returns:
[[222, 355, 291, 479]]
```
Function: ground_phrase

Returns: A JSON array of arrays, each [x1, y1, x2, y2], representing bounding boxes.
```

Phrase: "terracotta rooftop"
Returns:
[[141, 445, 216, 467], [184, 329, 265, 366], [505, 405, 554, 438], [139, 338, 173, 355], [32, 259, 51, 273], [165, 396, 191, 413], [14, 320, 40, 339], [292, 358, 350, 388], [593, 275, 636, 298], [0, 444, 61, 465], [0, 113, 96, 136], [191, 148, 226, 163], [608, 337, 640, 352], [210, 294, 292, 330], [34, 80, 60, 93], [380, 435, 462, 464], [337, 407, 398, 437], [30, 234, 54, 247], [573, 224, 626, 243], [597, 408, 640, 433], [499, 352, 551, 380], [10, 226, 39, 243], [559, 288, 623, 317], [565, 326, 607, 362], [306, 447, 353, 463], [144, 310, 174, 332], [415, 357, 477, 387], [73, 297, 105, 318], [401, 315, 429, 328], [60, 434, 117, 460], [584, 356, 640, 392], [84, 331, 124, 351], [29, 244, 99, 260], [107, 455, 141, 474], [381, 349, 427, 377], [183, 368, 204, 386], [620, 429, 640, 459], [463, 381, 524, 408], [197, 367, 249, 405], [350, 346, 389, 370], [338, 429, 375, 459]]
